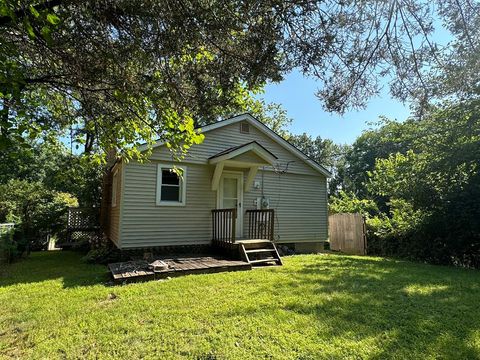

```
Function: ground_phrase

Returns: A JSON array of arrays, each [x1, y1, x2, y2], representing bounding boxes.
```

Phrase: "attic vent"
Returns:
[[240, 122, 250, 134]]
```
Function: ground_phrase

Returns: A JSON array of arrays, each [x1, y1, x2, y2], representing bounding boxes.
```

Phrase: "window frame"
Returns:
[[111, 169, 118, 207], [156, 164, 187, 206]]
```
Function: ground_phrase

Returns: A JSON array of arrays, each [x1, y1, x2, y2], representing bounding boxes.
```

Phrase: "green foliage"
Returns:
[[0, 224, 15, 263], [0, 136, 103, 257], [247, 100, 293, 138], [343, 117, 414, 197], [351, 100, 480, 267], [0, 137, 103, 206], [329, 191, 379, 218], [2, 0, 479, 159], [0, 0, 285, 160], [82, 246, 122, 265], [0, 179, 78, 252]]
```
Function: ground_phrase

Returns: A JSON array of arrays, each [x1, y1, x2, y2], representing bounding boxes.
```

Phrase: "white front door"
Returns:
[[218, 171, 243, 238]]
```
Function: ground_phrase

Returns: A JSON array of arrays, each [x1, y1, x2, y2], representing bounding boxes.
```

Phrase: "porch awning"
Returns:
[[209, 141, 278, 191]]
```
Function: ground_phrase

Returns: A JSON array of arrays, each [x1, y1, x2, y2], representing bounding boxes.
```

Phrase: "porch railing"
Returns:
[[212, 208, 237, 244], [211, 208, 276, 247], [246, 209, 275, 240]]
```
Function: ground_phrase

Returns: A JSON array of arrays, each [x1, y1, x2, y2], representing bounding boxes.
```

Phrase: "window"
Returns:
[[111, 169, 118, 207], [156, 164, 186, 206]]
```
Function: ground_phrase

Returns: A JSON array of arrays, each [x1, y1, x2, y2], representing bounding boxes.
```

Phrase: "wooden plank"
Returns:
[[108, 255, 251, 284]]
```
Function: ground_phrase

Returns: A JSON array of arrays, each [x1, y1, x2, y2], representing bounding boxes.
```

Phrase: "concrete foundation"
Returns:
[[294, 242, 325, 254]]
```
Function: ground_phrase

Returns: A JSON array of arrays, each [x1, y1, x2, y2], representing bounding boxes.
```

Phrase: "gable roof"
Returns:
[[144, 113, 332, 177], [208, 141, 278, 165]]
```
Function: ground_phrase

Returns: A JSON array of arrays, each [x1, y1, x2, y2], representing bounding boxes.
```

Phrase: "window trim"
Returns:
[[111, 169, 118, 207], [156, 164, 187, 206]]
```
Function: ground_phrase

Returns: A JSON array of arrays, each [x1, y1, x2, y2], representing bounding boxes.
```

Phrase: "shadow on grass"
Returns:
[[229, 255, 480, 358], [0, 251, 109, 288], [298, 259, 479, 358], [1, 251, 480, 358]]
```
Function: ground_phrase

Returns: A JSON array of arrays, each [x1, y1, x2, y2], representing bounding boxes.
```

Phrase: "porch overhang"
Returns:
[[209, 141, 278, 192]]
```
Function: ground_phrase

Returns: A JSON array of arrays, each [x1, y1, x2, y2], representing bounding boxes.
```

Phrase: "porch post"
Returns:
[[211, 161, 224, 191], [244, 166, 258, 192]]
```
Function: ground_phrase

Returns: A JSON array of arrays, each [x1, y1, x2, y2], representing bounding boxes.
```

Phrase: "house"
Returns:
[[102, 113, 330, 262]]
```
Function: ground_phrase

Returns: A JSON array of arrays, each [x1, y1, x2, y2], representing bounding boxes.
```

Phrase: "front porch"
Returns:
[[208, 140, 283, 266], [107, 208, 282, 283], [211, 208, 282, 266]]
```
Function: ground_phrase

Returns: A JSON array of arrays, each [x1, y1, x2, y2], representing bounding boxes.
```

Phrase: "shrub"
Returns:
[[82, 246, 122, 265], [329, 191, 379, 217], [0, 180, 78, 256], [0, 224, 15, 263]]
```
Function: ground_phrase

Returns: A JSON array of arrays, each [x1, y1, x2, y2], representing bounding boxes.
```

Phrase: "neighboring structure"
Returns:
[[101, 113, 330, 254]]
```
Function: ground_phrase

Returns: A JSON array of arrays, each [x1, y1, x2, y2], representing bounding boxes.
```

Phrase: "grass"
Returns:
[[1, 252, 480, 359]]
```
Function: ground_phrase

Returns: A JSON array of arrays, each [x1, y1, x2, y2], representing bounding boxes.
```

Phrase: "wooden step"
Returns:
[[236, 239, 272, 244], [245, 248, 276, 254], [249, 257, 279, 265], [239, 241, 283, 266]]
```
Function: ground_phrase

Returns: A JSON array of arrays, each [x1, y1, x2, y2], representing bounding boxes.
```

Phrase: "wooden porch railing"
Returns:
[[212, 208, 276, 247], [212, 208, 237, 244], [246, 209, 275, 241]]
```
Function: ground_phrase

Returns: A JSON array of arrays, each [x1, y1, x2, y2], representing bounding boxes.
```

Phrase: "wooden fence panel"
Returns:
[[329, 213, 366, 255]]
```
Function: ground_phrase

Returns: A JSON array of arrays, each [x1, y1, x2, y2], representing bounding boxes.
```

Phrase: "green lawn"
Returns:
[[1, 252, 480, 359]]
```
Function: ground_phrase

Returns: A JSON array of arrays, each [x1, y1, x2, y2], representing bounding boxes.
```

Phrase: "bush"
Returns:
[[329, 191, 379, 217], [82, 246, 122, 265], [0, 180, 78, 256], [0, 224, 15, 263]]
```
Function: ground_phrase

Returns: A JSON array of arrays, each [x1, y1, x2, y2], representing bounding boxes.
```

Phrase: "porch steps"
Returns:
[[249, 257, 279, 265], [245, 248, 276, 254], [238, 239, 282, 266]]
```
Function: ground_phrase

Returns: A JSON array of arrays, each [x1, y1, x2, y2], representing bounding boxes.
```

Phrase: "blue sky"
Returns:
[[262, 16, 453, 146], [261, 70, 412, 145]]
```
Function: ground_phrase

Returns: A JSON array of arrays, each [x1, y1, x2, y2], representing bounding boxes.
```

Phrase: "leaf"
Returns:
[[29, 5, 40, 18], [23, 19, 36, 39], [46, 13, 61, 25], [41, 26, 53, 45]]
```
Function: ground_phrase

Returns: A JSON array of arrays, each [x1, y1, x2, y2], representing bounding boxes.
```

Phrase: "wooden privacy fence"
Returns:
[[329, 213, 366, 255]]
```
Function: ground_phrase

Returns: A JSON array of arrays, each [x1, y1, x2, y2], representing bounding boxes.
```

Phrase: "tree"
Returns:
[[1, 0, 479, 159], [0, 136, 103, 206], [0, 136, 102, 255], [288, 133, 350, 196], [0, 179, 78, 251], [366, 100, 480, 266], [0, 0, 287, 160], [344, 117, 414, 197], [329, 191, 379, 218]]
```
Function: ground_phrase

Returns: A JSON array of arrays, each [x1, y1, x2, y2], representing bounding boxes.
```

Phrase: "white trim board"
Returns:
[[139, 113, 332, 178], [216, 170, 244, 238], [208, 141, 277, 166], [155, 164, 187, 206]]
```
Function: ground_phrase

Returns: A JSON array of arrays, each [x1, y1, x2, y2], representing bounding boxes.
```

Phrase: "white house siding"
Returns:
[[120, 161, 216, 248], [242, 169, 328, 243], [115, 120, 328, 248], [149, 121, 319, 176]]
